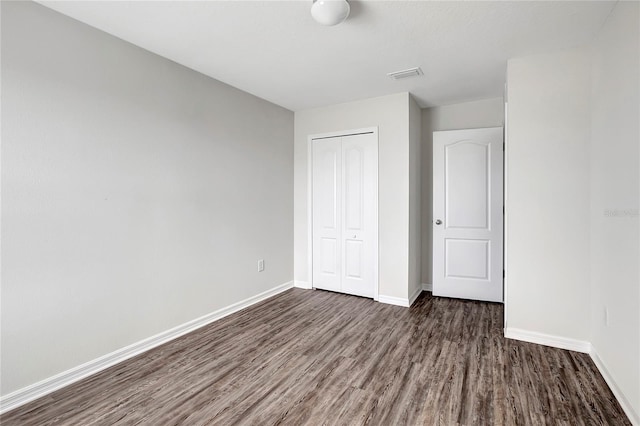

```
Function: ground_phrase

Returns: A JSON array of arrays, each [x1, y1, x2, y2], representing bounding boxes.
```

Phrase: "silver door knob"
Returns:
[[435, 219, 442, 225]]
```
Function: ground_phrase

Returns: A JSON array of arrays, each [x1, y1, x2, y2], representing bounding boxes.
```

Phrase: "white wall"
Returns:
[[506, 7, 640, 417], [420, 98, 504, 285], [1, 1, 293, 396], [589, 1, 639, 419], [408, 96, 422, 300], [506, 49, 591, 341], [294, 92, 416, 300]]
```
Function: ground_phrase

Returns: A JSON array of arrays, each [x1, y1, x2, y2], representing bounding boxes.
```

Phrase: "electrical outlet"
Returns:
[[258, 259, 264, 272]]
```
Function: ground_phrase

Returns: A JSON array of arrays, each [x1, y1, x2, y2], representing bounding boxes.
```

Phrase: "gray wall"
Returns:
[[408, 96, 422, 299], [420, 98, 504, 285], [505, 3, 640, 415], [589, 1, 639, 419], [506, 48, 591, 341], [1, 1, 293, 395], [294, 93, 415, 300]]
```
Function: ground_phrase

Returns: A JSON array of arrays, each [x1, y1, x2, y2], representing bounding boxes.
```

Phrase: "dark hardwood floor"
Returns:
[[1, 289, 630, 425]]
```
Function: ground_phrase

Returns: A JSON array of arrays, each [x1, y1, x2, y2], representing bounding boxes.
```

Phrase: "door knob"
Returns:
[[435, 219, 442, 225]]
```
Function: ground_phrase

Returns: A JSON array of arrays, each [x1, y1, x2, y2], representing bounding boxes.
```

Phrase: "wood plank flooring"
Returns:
[[1, 289, 630, 425]]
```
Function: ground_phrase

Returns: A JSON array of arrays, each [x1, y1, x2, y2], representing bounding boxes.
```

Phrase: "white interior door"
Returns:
[[312, 132, 378, 298], [432, 127, 503, 302]]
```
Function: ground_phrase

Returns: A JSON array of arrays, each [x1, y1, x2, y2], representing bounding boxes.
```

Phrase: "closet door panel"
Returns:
[[341, 133, 377, 298], [312, 137, 342, 292]]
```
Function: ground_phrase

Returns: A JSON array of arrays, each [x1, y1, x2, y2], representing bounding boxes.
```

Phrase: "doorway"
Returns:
[[309, 128, 379, 299], [432, 127, 504, 302]]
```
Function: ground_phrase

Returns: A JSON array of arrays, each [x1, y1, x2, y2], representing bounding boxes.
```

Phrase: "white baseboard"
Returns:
[[504, 327, 591, 353], [504, 329, 638, 423], [409, 286, 422, 306], [0, 281, 294, 415], [422, 283, 432, 292], [590, 348, 639, 425], [294, 280, 312, 289], [380, 287, 424, 307], [6, 286, 635, 424], [378, 294, 410, 307]]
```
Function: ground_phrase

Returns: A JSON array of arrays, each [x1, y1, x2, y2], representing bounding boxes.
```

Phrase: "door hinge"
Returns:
[[503, 270, 505, 278]]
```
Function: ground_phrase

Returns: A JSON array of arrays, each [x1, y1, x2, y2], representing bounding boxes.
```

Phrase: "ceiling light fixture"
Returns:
[[311, 0, 350, 26]]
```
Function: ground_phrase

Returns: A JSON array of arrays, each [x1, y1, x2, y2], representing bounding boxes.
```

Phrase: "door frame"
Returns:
[[307, 127, 379, 301]]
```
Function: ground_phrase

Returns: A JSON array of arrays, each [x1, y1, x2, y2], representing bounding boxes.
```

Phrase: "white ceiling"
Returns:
[[39, 1, 615, 111]]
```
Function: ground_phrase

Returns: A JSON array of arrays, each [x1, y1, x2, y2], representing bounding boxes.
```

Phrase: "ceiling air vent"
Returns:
[[387, 67, 423, 80]]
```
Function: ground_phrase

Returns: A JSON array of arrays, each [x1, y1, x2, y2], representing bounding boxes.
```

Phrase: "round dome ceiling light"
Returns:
[[311, 0, 350, 26]]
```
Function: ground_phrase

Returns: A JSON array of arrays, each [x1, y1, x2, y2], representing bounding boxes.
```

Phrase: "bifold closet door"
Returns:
[[312, 133, 377, 299]]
